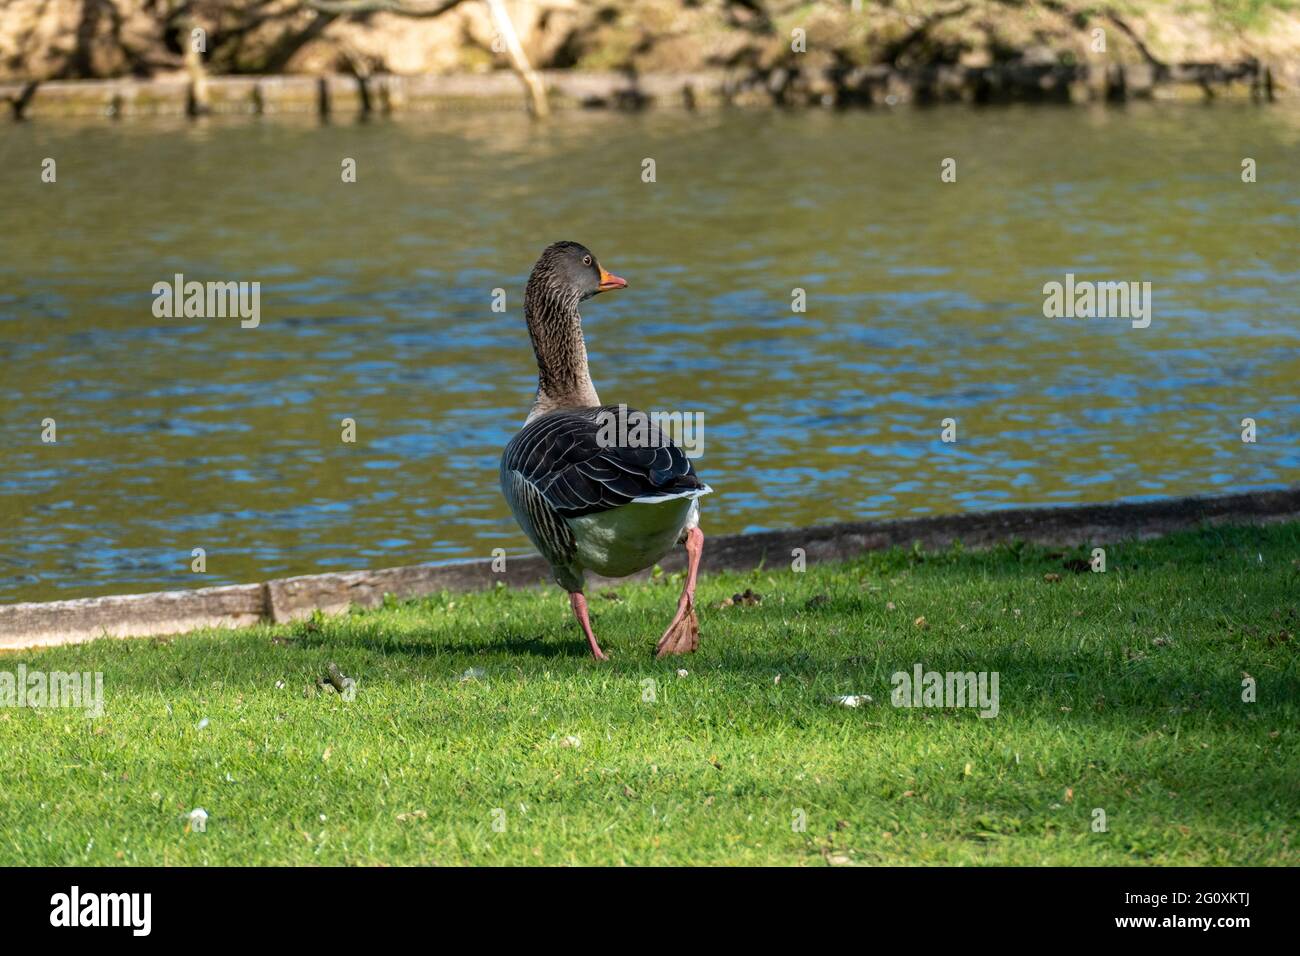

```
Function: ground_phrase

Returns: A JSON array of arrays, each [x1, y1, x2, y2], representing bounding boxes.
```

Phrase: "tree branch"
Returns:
[[484, 0, 549, 117]]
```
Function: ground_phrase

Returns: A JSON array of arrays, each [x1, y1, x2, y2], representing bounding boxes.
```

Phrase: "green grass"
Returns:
[[1, 522, 1296, 866]]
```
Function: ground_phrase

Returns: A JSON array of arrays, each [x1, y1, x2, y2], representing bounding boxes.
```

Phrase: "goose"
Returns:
[[500, 241, 711, 660]]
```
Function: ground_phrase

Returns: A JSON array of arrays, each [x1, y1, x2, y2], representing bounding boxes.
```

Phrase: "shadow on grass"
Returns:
[[299, 630, 594, 660], [13, 522, 1298, 717], [58, 623, 1297, 737]]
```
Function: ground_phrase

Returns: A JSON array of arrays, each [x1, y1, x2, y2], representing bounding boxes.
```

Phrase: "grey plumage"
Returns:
[[501, 405, 707, 591]]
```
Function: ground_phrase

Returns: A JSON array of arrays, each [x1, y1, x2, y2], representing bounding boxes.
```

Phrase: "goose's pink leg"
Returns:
[[655, 526, 704, 658], [570, 592, 609, 661]]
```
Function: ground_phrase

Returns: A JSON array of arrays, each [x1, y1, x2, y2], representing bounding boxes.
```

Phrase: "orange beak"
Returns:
[[597, 266, 627, 292]]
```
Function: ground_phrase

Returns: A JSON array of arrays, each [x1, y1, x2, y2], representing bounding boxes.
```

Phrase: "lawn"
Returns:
[[0, 522, 1296, 866]]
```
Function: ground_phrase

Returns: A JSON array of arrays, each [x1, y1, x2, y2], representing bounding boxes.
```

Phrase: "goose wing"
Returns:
[[501, 406, 708, 519]]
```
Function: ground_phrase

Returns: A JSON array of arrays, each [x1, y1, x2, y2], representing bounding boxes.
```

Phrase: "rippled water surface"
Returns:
[[1, 104, 1297, 602]]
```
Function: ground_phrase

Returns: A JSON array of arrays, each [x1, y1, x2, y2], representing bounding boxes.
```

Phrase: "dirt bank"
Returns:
[[3, 1, 1298, 107]]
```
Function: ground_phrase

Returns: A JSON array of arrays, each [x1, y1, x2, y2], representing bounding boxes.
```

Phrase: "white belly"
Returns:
[[568, 497, 699, 578]]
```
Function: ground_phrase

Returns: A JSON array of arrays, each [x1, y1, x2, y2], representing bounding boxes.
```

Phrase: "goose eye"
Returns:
[[582, 255, 592, 266]]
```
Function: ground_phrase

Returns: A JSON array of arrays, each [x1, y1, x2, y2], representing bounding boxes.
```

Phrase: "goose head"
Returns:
[[522, 241, 626, 419], [528, 241, 626, 303]]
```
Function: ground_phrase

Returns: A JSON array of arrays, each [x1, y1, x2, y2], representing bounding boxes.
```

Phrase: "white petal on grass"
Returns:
[[830, 694, 873, 708]]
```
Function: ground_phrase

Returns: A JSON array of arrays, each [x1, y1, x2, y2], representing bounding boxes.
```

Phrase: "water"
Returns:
[[1, 104, 1297, 603]]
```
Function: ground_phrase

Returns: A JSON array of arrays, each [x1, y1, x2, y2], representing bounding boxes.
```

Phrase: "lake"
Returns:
[[1, 103, 1297, 603]]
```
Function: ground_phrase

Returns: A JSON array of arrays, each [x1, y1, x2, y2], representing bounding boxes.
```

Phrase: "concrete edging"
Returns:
[[2, 487, 1296, 651]]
